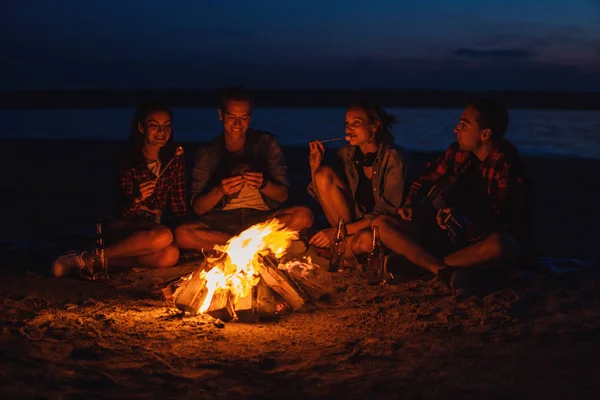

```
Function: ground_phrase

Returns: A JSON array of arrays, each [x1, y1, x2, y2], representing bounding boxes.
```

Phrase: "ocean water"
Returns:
[[1, 107, 599, 159]]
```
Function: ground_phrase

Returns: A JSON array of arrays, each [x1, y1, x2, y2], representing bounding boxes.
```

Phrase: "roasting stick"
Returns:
[[318, 137, 346, 143], [157, 145, 184, 179]]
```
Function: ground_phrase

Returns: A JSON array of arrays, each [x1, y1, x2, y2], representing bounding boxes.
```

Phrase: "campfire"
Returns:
[[167, 219, 324, 322]]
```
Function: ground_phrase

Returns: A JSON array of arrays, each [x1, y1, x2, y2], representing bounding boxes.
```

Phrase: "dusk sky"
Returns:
[[2, 0, 599, 91]]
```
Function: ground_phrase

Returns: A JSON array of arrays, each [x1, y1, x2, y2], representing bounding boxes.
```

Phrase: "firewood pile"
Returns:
[[164, 251, 329, 322]]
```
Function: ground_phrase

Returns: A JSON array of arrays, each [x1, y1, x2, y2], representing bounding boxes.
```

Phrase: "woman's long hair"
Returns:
[[347, 100, 396, 146], [126, 101, 176, 164]]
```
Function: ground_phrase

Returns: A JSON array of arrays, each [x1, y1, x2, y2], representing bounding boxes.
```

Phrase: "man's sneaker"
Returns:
[[51, 251, 88, 277]]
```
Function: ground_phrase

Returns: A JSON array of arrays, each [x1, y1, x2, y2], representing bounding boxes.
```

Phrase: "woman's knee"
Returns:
[[351, 228, 373, 255], [313, 166, 336, 190], [372, 214, 394, 231], [148, 225, 174, 252]]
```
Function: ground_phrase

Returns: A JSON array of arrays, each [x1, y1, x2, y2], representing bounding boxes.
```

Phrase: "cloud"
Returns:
[[452, 48, 533, 62]]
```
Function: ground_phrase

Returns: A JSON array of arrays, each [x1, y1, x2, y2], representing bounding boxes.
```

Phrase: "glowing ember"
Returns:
[[193, 219, 315, 315]]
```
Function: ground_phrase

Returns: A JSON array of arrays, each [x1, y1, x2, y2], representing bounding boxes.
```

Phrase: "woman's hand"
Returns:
[[397, 197, 415, 220], [397, 206, 412, 220], [309, 227, 337, 248], [135, 179, 158, 203], [309, 141, 325, 175]]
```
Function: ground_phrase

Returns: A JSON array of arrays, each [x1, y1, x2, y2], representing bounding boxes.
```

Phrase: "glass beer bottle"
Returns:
[[367, 225, 384, 275], [93, 223, 109, 280], [328, 217, 346, 272]]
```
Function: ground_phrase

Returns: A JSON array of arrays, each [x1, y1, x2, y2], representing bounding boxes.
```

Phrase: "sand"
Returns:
[[0, 139, 599, 399]]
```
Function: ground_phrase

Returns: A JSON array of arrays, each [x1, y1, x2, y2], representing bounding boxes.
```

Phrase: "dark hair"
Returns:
[[127, 101, 176, 163], [347, 99, 396, 145], [466, 98, 509, 138], [219, 86, 254, 112]]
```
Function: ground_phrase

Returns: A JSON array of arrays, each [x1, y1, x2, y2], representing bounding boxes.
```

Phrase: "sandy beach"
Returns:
[[1, 138, 599, 399]]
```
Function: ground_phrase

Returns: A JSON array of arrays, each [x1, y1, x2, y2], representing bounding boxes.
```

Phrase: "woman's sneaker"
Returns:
[[51, 251, 88, 277]]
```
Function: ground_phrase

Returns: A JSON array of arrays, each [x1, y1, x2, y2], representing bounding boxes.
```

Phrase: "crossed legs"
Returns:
[[104, 222, 180, 269], [174, 206, 314, 254], [372, 214, 520, 276]]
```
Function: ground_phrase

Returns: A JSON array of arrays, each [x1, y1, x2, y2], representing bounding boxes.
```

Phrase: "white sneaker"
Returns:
[[51, 251, 87, 277]]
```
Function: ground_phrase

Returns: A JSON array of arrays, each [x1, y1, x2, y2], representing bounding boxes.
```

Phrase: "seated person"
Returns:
[[307, 100, 409, 257], [52, 102, 188, 277], [373, 98, 531, 294], [174, 87, 313, 252]]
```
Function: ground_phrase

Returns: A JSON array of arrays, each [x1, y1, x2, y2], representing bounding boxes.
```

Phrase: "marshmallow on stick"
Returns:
[[157, 145, 184, 179]]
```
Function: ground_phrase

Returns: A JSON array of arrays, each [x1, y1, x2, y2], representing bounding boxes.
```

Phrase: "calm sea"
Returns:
[[1, 107, 599, 159]]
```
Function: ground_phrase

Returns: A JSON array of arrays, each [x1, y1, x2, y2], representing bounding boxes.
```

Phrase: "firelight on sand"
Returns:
[[186, 219, 315, 315]]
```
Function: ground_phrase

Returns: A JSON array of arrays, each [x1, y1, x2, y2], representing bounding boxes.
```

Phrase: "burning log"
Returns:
[[258, 253, 308, 311], [173, 258, 212, 316], [256, 279, 290, 319], [167, 220, 324, 321], [232, 288, 256, 322], [205, 290, 235, 321]]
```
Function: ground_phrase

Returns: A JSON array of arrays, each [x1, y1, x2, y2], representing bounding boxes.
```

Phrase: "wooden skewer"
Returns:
[[318, 137, 346, 143], [157, 146, 184, 179]]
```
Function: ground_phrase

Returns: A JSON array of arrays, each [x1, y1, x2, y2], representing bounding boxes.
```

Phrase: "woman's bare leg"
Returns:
[[105, 225, 174, 259], [110, 245, 180, 269], [312, 166, 353, 227]]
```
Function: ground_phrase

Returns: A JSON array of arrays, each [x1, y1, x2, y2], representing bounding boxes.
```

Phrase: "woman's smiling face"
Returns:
[[138, 110, 172, 148]]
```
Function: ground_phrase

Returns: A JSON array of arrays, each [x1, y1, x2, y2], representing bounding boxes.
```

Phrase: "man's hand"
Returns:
[[309, 227, 337, 248], [309, 141, 325, 174], [243, 171, 264, 190], [219, 176, 245, 196], [436, 207, 453, 230], [136, 179, 158, 202]]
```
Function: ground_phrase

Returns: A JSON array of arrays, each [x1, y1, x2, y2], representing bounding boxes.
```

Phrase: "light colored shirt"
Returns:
[[222, 182, 270, 211], [147, 160, 161, 177]]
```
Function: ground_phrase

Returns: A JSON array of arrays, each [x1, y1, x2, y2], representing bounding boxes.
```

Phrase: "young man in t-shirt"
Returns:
[[174, 87, 314, 252]]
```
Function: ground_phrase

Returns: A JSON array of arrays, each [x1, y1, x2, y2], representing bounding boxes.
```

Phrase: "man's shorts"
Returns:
[[195, 208, 280, 236], [392, 206, 474, 258]]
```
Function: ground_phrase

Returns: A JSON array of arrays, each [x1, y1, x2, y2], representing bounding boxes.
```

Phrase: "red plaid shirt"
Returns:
[[410, 139, 529, 239], [118, 153, 188, 219]]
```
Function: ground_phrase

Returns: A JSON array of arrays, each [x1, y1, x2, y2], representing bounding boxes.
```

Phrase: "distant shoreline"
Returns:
[[1, 89, 599, 110], [2, 138, 599, 161]]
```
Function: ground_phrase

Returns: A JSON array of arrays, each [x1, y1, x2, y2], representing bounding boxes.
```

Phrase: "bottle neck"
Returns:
[[336, 218, 345, 239], [372, 226, 380, 249]]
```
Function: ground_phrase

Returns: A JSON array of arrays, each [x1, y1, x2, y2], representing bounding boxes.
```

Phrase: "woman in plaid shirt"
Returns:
[[51, 102, 188, 277]]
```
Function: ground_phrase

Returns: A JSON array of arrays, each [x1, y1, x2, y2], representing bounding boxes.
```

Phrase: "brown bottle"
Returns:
[[93, 223, 108, 280], [367, 225, 384, 275], [328, 217, 346, 272]]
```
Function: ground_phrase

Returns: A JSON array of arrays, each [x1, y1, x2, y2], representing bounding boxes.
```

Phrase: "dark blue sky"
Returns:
[[2, 0, 599, 91]]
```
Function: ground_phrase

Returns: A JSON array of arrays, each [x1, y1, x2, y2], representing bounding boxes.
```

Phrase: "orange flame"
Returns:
[[195, 219, 310, 315]]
